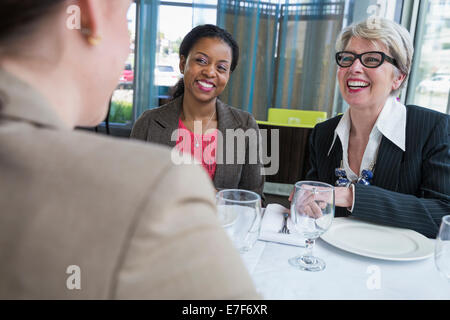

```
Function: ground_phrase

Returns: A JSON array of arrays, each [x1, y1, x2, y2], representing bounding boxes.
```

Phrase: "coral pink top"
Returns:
[[175, 119, 217, 180]]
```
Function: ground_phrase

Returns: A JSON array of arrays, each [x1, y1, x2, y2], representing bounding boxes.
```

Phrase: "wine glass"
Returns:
[[435, 215, 450, 281], [216, 189, 262, 253], [289, 181, 334, 271]]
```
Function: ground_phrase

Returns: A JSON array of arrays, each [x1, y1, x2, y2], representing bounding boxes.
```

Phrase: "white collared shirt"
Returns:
[[328, 95, 407, 211]]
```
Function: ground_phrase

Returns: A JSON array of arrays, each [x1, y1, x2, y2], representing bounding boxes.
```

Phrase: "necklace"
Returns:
[[335, 159, 375, 187], [183, 109, 216, 148]]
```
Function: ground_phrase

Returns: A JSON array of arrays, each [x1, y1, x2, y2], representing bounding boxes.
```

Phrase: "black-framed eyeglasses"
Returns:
[[335, 51, 398, 68]]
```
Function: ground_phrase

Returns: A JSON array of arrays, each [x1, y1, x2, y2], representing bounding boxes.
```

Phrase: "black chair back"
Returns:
[[258, 123, 312, 184]]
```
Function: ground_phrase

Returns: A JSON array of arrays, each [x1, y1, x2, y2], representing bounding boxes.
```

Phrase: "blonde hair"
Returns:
[[335, 18, 414, 95]]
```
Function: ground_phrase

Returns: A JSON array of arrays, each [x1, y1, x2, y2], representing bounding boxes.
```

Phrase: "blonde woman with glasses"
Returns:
[[300, 18, 449, 238]]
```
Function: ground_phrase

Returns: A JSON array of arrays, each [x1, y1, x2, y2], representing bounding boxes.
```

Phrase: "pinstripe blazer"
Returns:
[[306, 105, 450, 238], [130, 96, 265, 200]]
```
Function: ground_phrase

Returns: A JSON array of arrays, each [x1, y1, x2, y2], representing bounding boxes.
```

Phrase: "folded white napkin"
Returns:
[[259, 203, 305, 247]]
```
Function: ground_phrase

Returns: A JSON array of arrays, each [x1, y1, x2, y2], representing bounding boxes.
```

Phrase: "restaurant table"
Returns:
[[240, 238, 450, 300]]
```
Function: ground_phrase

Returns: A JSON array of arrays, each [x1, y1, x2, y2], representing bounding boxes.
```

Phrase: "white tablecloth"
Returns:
[[240, 239, 450, 300]]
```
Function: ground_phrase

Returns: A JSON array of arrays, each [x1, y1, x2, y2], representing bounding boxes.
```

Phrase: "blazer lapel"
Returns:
[[372, 136, 404, 191], [151, 97, 182, 148], [329, 138, 350, 217], [213, 99, 241, 188], [326, 137, 343, 185]]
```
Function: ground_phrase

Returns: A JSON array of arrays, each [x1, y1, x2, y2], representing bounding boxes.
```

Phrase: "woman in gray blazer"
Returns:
[[131, 25, 265, 199], [0, 1, 258, 299]]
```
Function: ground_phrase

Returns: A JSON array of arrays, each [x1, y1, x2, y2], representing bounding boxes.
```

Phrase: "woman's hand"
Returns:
[[334, 186, 353, 209], [289, 185, 354, 216], [294, 190, 326, 218], [290, 185, 332, 219]]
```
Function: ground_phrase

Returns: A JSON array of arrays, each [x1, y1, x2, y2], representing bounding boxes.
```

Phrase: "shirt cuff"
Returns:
[[347, 183, 355, 213]]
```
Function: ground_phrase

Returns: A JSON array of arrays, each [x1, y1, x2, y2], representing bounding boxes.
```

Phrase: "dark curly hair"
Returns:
[[171, 24, 239, 100]]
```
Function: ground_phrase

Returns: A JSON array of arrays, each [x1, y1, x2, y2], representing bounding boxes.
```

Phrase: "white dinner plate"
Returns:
[[320, 218, 434, 261]]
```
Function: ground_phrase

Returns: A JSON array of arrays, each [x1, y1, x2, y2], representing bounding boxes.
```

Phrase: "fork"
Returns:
[[279, 212, 290, 234]]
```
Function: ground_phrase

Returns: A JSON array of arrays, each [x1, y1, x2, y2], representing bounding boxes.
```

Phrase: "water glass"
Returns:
[[435, 215, 450, 281], [216, 189, 262, 253], [289, 181, 334, 271]]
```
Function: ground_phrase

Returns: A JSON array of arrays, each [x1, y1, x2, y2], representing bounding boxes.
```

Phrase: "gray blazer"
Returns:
[[130, 96, 265, 199], [0, 69, 259, 299]]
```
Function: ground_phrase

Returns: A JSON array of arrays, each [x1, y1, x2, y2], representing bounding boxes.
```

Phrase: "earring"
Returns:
[[87, 35, 102, 46], [81, 27, 102, 46]]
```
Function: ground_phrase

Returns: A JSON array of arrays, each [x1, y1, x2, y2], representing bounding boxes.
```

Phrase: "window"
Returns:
[[407, 0, 450, 114], [128, 0, 448, 127], [155, 2, 192, 99], [109, 2, 137, 125], [155, 1, 217, 104]]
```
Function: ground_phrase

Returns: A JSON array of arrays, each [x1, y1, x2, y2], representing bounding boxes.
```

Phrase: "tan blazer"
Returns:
[[0, 69, 258, 299], [130, 96, 265, 200]]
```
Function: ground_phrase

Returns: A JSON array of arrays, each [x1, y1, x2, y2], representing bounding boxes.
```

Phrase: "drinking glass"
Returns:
[[435, 215, 450, 281], [216, 189, 262, 253], [289, 181, 334, 271]]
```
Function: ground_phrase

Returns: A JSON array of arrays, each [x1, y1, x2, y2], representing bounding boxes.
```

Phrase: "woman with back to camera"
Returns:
[[294, 18, 449, 238], [131, 24, 265, 200], [0, 0, 258, 299]]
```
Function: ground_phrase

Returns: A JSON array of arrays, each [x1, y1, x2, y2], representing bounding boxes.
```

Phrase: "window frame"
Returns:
[[404, 0, 450, 114]]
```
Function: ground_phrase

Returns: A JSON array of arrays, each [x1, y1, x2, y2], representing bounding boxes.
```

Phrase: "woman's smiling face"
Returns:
[[179, 37, 232, 104], [337, 37, 404, 111]]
